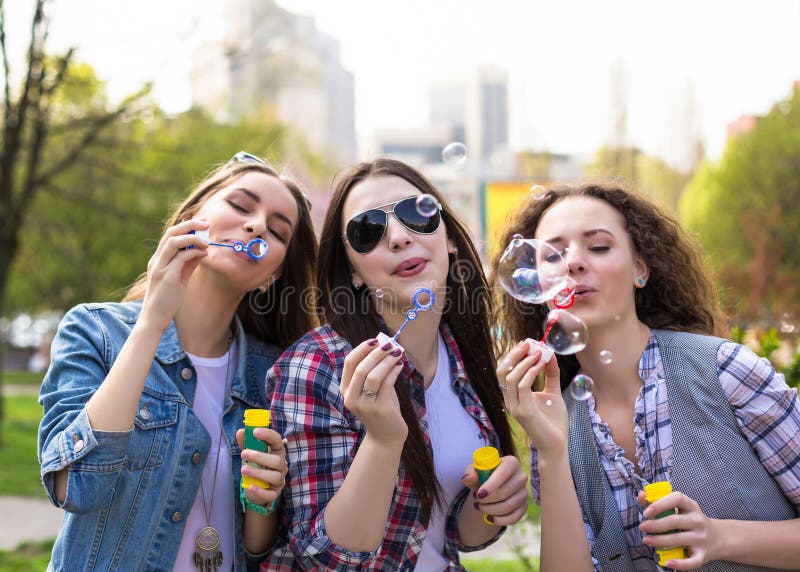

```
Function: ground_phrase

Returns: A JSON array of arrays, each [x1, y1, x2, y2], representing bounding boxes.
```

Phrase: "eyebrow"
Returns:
[[231, 187, 294, 229], [544, 228, 616, 244]]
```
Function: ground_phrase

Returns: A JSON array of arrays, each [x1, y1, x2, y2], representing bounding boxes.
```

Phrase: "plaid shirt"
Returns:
[[530, 333, 800, 571], [263, 322, 504, 571]]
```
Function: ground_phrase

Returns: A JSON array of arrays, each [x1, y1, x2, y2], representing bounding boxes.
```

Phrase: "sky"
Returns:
[[7, 0, 800, 169]]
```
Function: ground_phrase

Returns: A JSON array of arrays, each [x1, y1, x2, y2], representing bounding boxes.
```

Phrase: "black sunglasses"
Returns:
[[226, 150, 313, 211], [343, 195, 443, 254]]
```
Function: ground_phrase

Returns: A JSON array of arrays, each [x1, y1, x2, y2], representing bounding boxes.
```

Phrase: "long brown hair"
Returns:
[[318, 158, 514, 518], [124, 160, 319, 348], [492, 182, 727, 390]]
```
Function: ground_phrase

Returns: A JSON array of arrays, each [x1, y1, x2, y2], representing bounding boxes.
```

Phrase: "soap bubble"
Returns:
[[442, 142, 467, 166], [530, 185, 547, 200], [543, 309, 588, 355], [415, 194, 439, 217], [570, 374, 594, 401], [779, 314, 796, 334], [599, 350, 613, 364], [497, 238, 569, 304]]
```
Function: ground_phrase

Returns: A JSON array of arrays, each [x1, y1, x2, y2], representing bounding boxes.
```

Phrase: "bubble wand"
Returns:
[[191, 229, 269, 261], [376, 287, 435, 350]]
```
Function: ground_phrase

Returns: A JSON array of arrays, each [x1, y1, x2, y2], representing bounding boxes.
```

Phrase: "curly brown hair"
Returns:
[[491, 182, 727, 390]]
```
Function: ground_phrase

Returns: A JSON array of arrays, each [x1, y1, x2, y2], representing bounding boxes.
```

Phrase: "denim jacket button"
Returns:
[[191, 451, 202, 464], [139, 407, 151, 420], [72, 439, 85, 454], [171, 511, 183, 523], [180, 367, 193, 380]]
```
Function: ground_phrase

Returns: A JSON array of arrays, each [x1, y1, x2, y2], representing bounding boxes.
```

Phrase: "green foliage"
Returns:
[[0, 539, 53, 572], [4, 64, 328, 314], [0, 395, 45, 497], [462, 558, 537, 572], [585, 146, 689, 213], [756, 328, 780, 361], [784, 350, 800, 389], [680, 86, 800, 323], [730, 325, 746, 345]]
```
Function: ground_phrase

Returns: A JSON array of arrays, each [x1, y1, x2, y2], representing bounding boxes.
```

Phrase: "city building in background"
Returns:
[[191, 0, 357, 164]]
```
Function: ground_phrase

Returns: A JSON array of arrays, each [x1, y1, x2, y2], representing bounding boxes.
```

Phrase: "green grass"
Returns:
[[2, 371, 44, 386], [0, 394, 46, 497], [462, 557, 538, 571], [0, 539, 52, 572]]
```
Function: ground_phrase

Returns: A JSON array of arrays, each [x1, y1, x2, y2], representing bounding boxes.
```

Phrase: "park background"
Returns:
[[1, 1, 800, 570]]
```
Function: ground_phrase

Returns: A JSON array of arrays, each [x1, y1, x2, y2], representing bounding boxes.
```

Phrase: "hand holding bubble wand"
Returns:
[[190, 229, 269, 261], [497, 235, 593, 399]]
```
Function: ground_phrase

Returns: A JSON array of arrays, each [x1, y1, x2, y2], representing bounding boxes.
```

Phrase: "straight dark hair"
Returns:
[[318, 158, 515, 519], [124, 160, 319, 348]]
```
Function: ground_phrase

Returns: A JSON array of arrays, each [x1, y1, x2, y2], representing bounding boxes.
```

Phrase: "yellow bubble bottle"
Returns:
[[473, 446, 501, 525], [241, 409, 270, 490], [644, 481, 686, 566]]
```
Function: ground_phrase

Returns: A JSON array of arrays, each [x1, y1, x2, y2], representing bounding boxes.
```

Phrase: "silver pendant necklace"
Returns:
[[193, 333, 233, 572]]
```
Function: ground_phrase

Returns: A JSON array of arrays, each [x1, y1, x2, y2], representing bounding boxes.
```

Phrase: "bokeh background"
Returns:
[[1, 1, 799, 569]]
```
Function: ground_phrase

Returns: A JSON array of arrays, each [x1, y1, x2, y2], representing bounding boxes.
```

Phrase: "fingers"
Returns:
[[473, 456, 530, 525], [461, 464, 479, 490], [341, 339, 380, 396], [343, 342, 402, 406]]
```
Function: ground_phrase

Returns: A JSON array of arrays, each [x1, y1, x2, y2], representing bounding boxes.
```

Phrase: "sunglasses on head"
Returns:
[[343, 195, 443, 254], [226, 150, 313, 211]]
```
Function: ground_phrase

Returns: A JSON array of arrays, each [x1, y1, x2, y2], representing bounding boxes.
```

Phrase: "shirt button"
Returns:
[[191, 451, 202, 464], [73, 439, 85, 454], [139, 407, 151, 420], [180, 367, 193, 380], [171, 511, 183, 523]]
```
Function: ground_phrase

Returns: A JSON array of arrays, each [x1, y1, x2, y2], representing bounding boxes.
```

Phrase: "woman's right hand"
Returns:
[[498, 340, 567, 458], [140, 219, 210, 331], [340, 339, 408, 447]]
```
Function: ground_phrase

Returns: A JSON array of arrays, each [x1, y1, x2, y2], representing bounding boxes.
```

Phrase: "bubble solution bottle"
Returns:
[[643, 481, 686, 566], [473, 446, 501, 525], [241, 409, 271, 490]]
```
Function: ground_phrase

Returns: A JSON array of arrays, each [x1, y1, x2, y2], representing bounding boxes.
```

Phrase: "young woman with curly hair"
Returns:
[[493, 183, 800, 571]]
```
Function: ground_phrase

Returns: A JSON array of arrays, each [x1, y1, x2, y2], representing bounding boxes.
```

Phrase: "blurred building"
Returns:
[[191, 0, 356, 163]]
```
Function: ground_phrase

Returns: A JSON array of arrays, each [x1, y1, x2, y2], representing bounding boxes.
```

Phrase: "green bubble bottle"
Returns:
[[644, 481, 686, 566], [241, 409, 270, 490], [473, 446, 501, 525]]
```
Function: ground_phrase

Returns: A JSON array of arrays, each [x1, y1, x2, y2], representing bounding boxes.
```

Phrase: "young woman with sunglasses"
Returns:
[[38, 152, 318, 571], [493, 183, 800, 571], [260, 158, 529, 571]]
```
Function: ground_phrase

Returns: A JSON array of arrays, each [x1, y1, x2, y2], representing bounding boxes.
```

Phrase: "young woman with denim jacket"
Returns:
[[38, 153, 318, 571], [493, 184, 800, 571], [262, 158, 530, 571]]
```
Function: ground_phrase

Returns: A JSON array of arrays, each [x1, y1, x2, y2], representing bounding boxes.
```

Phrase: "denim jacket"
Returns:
[[38, 300, 280, 571]]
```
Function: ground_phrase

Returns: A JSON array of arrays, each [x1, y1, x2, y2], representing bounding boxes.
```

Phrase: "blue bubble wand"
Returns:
[[190, 230, 268, 261]]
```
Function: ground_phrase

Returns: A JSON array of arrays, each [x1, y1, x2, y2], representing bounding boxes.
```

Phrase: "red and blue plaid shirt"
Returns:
[[531, 333, 800, 571], [262, 322, 504, 571]]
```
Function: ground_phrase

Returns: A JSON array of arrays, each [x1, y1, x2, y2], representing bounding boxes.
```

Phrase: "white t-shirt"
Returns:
[[174, 340, 237, 571], [415, 335, 485, 571]]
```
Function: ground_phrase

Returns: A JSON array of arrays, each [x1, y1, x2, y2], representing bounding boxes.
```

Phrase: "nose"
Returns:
[[243, 217, 266, 237], [563, 247, 585, 274], [385, 215, 413, 251]]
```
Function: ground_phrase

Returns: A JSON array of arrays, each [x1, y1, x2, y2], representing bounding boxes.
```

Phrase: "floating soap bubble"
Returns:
[[545, 399, 553, 406], [497, 238, 569, 304], [570, 374, 594, 401], [599, 350, 613, 364], [415, 194, 439, 217], [542, 309, 588, 355], [530, 185, 547, 200], [442, 142, 467, 166], [779, 314, 796, 334]]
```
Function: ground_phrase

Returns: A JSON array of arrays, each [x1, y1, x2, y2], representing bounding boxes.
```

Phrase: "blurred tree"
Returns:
[[585, 146, 690, 213], [680, 84, 800, 324], [0, 0, 148, 443]]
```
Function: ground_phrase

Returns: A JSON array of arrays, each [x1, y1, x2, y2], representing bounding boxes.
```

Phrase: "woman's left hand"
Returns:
[[236, 427, 289, 511], [638, 489, 724, 570], [461, 455, 529, 526]]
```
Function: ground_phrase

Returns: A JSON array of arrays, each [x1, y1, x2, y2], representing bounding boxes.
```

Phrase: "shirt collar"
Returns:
[[637, 330, 664, 386]]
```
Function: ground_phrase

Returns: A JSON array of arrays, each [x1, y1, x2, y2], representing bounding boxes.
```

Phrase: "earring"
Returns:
[[258, 285, 267, 293], [449, 246, 459, 255], [352, 277, 363, 289], [636, 278, 646, 286]]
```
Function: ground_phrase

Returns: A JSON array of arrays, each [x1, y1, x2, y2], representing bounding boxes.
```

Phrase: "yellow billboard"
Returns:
[[481, 181, 536, 258]]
